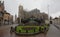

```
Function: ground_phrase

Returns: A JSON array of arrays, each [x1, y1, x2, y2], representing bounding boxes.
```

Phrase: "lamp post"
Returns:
[[48, 4, 50, 24]]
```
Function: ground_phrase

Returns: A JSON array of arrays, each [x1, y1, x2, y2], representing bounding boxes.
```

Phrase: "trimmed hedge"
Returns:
[[15, 24, 49, 34]]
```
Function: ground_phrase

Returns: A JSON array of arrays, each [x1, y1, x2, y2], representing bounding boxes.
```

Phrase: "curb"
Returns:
[[14, 31, 47, 36]]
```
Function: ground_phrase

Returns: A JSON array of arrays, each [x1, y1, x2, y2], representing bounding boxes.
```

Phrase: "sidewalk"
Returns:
[[0, 24, 18, 30], [46, 24, 60, 37], [54, 24, 60, 30], [0, 25, 12, 30]]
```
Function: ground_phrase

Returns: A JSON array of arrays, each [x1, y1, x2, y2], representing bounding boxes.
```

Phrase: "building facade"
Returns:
[[52, 17, 60, 25], [0, 1, 4, 25], [18, 5, 48, 24], [0, 1, 13, 25], [3, 11, 10, 25]]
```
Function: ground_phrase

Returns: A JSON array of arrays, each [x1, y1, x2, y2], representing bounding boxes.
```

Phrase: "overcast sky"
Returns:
[[2, 0, 60, 18]]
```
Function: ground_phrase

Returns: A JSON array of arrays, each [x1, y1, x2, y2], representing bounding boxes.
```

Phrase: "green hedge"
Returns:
[[15, 25, 49, 33]]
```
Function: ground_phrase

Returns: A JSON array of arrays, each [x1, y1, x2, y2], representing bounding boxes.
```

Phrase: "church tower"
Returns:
[[18, 5, 24, 24], [18, 5, 23, 18]]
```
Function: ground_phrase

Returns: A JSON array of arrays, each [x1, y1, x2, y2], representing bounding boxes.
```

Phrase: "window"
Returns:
[[0, 12, 2, 17]]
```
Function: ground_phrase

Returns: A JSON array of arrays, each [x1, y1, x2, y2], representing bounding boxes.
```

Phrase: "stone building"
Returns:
[[0, 1, 13, 25], [18, 5, 48, 24], [0, 1, 4, 25], [9, 15, 13, 24], [15, 14, 17, 24], [0, 11, 4, 25], [3, 11, 10, 25], [0, 1, 4, 11], [52, 17, 60, 25], [18, 5, 24, 23]]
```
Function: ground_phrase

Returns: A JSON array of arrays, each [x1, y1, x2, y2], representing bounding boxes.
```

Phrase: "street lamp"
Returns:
[[47, 4, 50, 24]]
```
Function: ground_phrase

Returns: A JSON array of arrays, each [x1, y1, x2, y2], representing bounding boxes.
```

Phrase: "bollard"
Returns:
[[26, 30, 28, 33], [34, 28, 35, 33], [39, 27, 41, 31], [19, 30, 21, 33], [15, 26, 17, 31]]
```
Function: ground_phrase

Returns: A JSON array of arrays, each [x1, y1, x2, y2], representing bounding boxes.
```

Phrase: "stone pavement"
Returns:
[[46, 24, 60, 37], [54, 24, 60, 29]]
